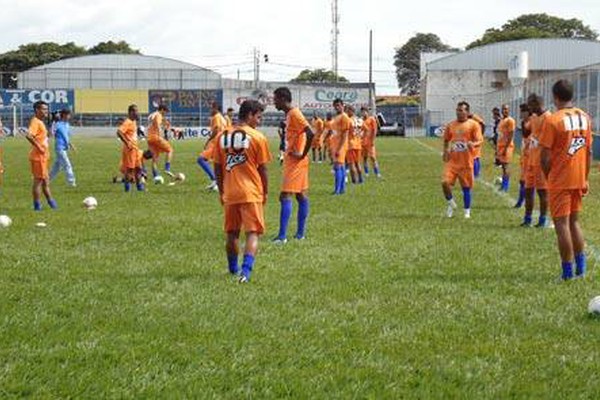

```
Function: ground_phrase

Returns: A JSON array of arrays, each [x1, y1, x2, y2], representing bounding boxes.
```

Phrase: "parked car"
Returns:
[[376, 113, 405, 136]]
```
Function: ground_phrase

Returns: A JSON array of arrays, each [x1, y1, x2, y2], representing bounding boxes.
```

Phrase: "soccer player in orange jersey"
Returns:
[[345, 105, 364, 184], [514, 103, 532, 208], [116, 105, 145, 192], [147, 104, 173, 179], [540, 80, 593, 281], [25, 100, 57, 210], [197, 102, 225, 191], [272, 87, 314, 243], [468, 113, 485, 178], [214, 100, 271, 283], [331, 99, 351, 195], [311, 113, 325, 163], [442, 101, 483, 218], [225, 107, 235, 129], [323, 113, 334, 163], [522, 94, 551, 228], [361, 107, 381, 178], [497, 104, 516, 192]]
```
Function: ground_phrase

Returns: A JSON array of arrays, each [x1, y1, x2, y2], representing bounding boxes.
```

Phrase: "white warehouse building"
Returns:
[[421, 39, 600, 127]]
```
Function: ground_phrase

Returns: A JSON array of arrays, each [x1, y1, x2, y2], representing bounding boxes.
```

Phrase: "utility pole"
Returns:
[[331, 0, 339, 81], [253, 47, 260, 88], [368, 29, 373, 109]]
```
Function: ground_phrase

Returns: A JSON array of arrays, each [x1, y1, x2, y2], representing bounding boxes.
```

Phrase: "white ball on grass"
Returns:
[[83, 197, 98, 210], [0, 215, 12, 228], [588, 296, 600, 315], [176, 172, 186, 182]]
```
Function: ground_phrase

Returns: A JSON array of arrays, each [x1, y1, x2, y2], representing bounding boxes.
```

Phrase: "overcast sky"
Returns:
[[2, 0, 599, 94]]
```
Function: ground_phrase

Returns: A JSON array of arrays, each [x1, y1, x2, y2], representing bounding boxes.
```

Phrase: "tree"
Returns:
[[88, 40, 140, 55], [467, 14, 598, 49], [290, 69, 349, 83], [394, 33, 456, 95]]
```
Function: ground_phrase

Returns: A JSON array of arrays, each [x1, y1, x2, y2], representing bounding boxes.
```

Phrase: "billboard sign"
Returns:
[[149, 90, 223, 113], [0, 89, 74, 110]]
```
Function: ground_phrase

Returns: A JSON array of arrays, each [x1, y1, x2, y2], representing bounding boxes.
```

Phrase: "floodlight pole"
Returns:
[[368, 29, 373, 109]]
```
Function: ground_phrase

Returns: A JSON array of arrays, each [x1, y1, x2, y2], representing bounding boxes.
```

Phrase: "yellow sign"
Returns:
[[75, 90, 148, 113]]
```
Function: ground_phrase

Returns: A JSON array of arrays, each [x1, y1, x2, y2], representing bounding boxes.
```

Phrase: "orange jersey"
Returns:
[[539, 107, 593, 190], [469, 114, 485, 158], [214, 125, 271, 205], [362, 116, 378, 147], [521, 120, 532, 168], [444, 119, 482, 169], [497, 117, 516, 153], [225, 115, 233, 130], [119, 118, 138, 150], [147, 111, 164, 139], [331, 113, 351, 153], [28, 117, 49, 161], [210, 113, 227, 135], [284, 107, 310, 166], [348, 118, 362, 150], [528, 111, 551, 168]]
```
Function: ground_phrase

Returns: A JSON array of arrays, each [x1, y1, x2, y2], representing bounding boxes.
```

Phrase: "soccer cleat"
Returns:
[[293, 234, 306, 241], [464, 209, 471, 219], [164, 170, 175, 178], [513, 202, 523, 209], [238, 275, 249, 283], [535, 221, 550, 229], [446, 205, 454, 218], [376, 174, 382, 179], [206, 181, 218, 191], [272, 237, 288, 245], [520, 221, 533, 228]]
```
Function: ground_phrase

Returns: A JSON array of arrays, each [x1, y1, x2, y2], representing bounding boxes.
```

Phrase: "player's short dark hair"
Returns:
[[59, 108, 71, 117], [552, 79, 574, 102], [157, 104, 169, 112], [345, 105, 355, 113], [211, 101, 222, 112], [239, 100, 265, 121], [128, 104, 138, 113], [274, 87, 292, 103], [326, 112, 333, 119], [227, 107, 234, 112], [492, 107, 500, 113], [360, 107, 369, 112], [527, 93, 544, 106], [519, 103, 529, 112], [142, 150, 154, 160], [457, 101, 470, 111], [333, 98, 344, 106], [33, 100, 48, 111]]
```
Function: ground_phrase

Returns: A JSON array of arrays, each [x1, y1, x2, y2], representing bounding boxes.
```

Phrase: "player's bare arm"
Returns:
[[258, 164, 268, 205], [214, 162, 224, 204]]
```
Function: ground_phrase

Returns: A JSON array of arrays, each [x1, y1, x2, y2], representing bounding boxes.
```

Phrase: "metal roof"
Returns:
[[426, 39, 600, 71], [31, 54, 213, 71]]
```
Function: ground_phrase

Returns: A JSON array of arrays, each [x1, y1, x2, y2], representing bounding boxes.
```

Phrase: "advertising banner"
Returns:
[[0, 89, 75, 111]]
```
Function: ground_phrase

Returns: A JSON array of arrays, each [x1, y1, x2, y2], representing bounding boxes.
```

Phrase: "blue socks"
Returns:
[[33, 200, 42, 211], [445, 193, 453, 201], [48, 199, 57, 209], [136, 182, 145, 192], [575, 252, 586, 277], [241, 254, 255, 280], [364, 163, 369, 174], [515, 181, 525, 207], [296, 197, 309, 239], [228, 253, 239, 275], [501, 175, 510, 192], [538, 215, 547, 227], [165, 162, 171, 172], [124, 181, 131, 192], [197, 157, 215, 181], [277, 198, 293, 239], [462, 187, 471, 209], [474, 158, 481, 178], [152, 168, 159, 178], [562, 261, 574, 281], [334, 165, 345, 194], [523, 213, 533, 225], [374, 164, 380, 176]]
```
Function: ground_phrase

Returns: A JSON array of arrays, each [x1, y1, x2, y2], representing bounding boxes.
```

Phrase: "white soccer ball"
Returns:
[[494, 176, 503, 186], [588, 296, 600, 315], [154, 176, 165, 185], [176, 172, 186, 182], [0, 215, 12, 228], [83, 196, 98, 210]]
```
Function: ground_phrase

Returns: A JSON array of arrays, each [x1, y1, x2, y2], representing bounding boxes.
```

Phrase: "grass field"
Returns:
[[1, 135, 600, 398]]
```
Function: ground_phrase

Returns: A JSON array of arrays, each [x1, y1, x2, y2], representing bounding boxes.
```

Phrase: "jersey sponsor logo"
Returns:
[[221, 130, 251, 171], [568, 137, 586, 156], [451, 141, 468, 152]]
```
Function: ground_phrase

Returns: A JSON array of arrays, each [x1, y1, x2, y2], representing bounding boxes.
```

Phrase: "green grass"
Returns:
[[1, 135, 600, 398]]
